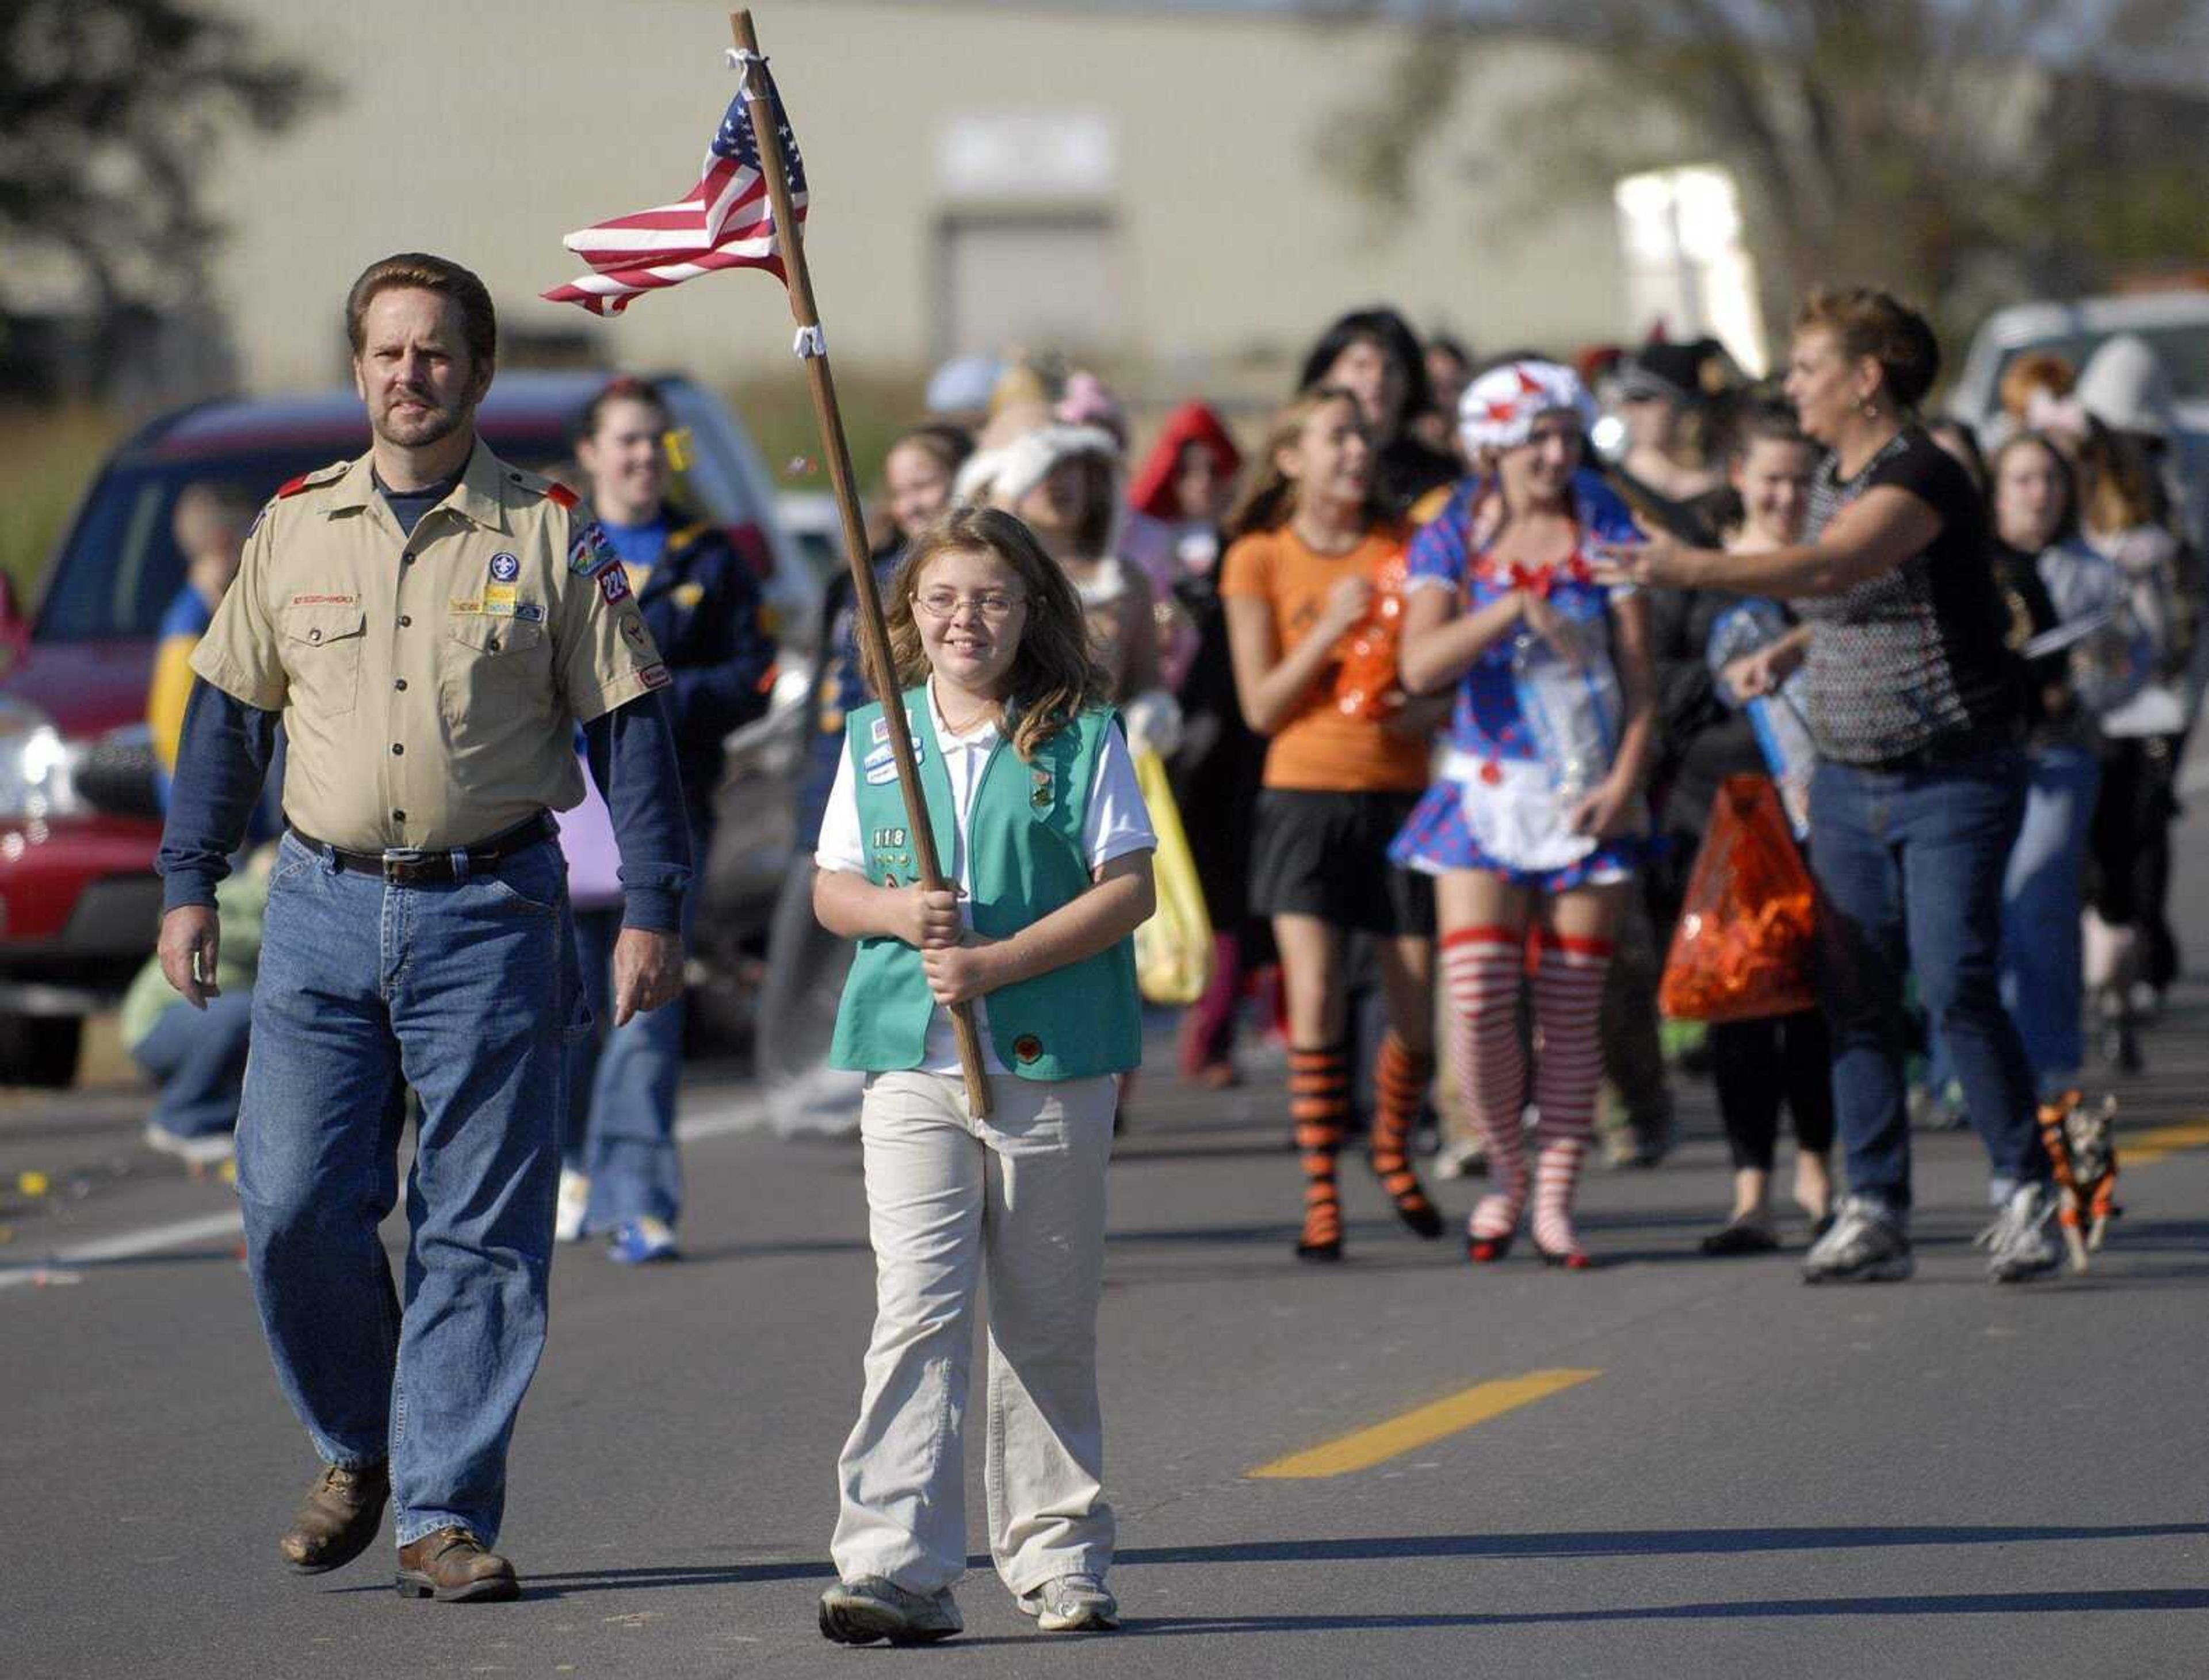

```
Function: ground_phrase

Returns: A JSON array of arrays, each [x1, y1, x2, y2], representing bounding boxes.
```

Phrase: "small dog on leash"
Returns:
[[2038, 1091, 2121, 1272]]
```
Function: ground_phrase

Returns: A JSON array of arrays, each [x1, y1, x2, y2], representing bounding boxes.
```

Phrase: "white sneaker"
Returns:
[[1016, 1572, 1119, 1632], [1979, 1183, 2062, 1283], [1801, 1194, 1913, 1284], [142, 1122, 235, 1167], [554, 1169, 590, 1243], [819, 1576, 962, 1645], [1432, 1137, 1487, 1181]]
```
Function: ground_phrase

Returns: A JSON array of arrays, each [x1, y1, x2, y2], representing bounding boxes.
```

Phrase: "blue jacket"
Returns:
[[628, 518, 779, 812]]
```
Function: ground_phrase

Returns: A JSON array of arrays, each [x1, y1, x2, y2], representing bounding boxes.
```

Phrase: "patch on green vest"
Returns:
[[862, 712, 926, 785]]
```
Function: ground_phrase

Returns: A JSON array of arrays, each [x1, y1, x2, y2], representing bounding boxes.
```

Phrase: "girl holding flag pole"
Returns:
[[811, 507, 1155, 1645]]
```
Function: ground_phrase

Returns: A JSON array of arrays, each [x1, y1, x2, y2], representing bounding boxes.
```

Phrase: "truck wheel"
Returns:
[[0, 1014, 81, 1088]]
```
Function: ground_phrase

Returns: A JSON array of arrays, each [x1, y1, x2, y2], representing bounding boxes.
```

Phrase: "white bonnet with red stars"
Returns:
[[1457, 360, 1596, 456]]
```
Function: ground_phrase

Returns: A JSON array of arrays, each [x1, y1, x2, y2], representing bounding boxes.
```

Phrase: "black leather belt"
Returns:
[[289, 811, 557, 885]]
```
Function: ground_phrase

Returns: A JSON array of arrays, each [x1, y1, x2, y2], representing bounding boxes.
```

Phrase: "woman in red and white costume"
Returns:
[[1393, 361, 1657, 1267]]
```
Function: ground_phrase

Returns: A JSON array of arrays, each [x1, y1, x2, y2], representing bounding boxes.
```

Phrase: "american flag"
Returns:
[[543, 74, 807, 316]]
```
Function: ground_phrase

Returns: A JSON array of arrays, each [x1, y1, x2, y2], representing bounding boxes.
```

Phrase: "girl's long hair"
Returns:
[[881, 506, 1110, 759], [1710, 387, 1811, 534], [2076, 419, 2167, 536], [1989, 430, 2083, 547], [1221, 386, 1373, 544]]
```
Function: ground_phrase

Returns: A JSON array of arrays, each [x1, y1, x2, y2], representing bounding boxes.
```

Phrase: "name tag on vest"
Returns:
[[862, 713, 926, 784]]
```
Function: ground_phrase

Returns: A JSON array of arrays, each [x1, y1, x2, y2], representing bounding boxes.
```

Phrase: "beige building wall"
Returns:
[[205, 0, 1634, 394]]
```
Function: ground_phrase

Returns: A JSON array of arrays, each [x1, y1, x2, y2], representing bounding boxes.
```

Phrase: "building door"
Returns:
[[935, 211, 1124, 364]]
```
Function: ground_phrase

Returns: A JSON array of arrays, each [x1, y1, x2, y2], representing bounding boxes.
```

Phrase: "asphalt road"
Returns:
[[7, 794, 2209, 1677]]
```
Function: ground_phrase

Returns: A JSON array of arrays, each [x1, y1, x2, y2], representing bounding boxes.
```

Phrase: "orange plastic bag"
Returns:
[[1332, 547, 1409, 720], [1658, 776, 1818, 1024]]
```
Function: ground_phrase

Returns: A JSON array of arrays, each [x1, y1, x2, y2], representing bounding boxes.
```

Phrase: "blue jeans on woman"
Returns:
[[562, 840, 701, 1231], [2001, 742, 2100, 1089], [134, 991, 254, 1139], [1925, 740, 2101, 1117], [236, 831, 582, 1548], [1809, 749, 2051, 1212]]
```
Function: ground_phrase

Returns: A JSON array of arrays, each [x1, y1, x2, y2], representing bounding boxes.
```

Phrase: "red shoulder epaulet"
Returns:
[[276, 472, 315, 499], [544, 482, 580, 510]]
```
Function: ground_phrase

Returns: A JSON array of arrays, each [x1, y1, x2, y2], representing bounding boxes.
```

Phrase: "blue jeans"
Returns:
[[1925, 742, 2101, 1108], [561, 870, 697, 1230], [2001, 742, 2099, 1089], [237, 831, 582, 1547], [1809, 750, 2050, 1211], [133, 991, 253, 1138]]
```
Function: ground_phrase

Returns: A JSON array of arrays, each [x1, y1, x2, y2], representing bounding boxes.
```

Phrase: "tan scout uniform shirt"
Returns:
[[192, 440, 670, 852]]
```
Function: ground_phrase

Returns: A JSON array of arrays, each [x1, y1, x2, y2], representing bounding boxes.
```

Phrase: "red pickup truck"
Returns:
[[0, 372, 815, 1086]]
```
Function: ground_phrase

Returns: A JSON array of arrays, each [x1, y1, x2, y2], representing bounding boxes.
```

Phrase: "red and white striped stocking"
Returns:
[[1530, 931, 1612, 1260], [1442, 927, 1528, 1243]]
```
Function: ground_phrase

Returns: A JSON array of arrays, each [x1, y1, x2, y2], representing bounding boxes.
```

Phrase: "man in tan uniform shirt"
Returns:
[[155, 253, 693, 1603]]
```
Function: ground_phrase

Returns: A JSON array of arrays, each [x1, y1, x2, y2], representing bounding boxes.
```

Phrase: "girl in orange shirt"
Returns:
[[1220, 387, 1446, 1261]]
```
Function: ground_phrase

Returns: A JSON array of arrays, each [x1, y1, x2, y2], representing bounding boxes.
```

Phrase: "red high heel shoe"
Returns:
[[1533, 1239, 1597, 1271]]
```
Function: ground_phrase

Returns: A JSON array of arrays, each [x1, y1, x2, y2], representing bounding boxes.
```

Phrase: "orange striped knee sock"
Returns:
[[1531, 933, 1611, 1261], [1291, 1043, 1350, 1259], [1370, 1032, 1442, 1239], [1443, 927, 1530, 1245]]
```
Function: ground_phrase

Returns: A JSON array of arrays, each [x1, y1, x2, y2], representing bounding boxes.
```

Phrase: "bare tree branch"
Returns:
[[1314, 0, 2209, 352]]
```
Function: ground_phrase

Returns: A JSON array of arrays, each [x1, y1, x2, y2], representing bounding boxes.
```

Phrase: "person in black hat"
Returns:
[[1297, 308, 1462, 519], [1615, 337, 1734, 511]]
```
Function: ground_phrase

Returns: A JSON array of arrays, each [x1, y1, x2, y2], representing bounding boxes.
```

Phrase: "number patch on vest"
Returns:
[[871, 827, 908, 849]]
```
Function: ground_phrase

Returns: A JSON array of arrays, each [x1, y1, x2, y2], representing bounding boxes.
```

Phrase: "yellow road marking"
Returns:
[[1249, 1369, 1602, 1479], [2122, 1118, 2209, 1167]]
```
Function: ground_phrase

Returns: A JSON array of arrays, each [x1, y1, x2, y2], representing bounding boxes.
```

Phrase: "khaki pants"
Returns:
[[831, 1070, 1117, 1596]]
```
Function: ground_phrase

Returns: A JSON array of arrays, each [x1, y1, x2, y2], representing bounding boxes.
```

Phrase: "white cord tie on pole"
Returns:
[[793, 324, 827, 360], [724, 47, 765, 94]]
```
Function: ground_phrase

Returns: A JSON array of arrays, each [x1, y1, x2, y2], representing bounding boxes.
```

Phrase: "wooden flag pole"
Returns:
[[730, 9, 992, 1117]]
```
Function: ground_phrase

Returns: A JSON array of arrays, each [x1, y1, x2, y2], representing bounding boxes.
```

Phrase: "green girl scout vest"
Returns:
[[828, 689, 1143, 1081]]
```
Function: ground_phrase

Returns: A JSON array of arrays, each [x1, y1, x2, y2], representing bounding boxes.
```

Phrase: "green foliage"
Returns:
[[0, 1, 325, 390], [0, 407, 126, 604], [727, 366, 931, 491], [1324, 0, 2209, 356]]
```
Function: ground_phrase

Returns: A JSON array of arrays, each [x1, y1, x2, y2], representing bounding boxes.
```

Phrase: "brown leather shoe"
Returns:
[[280, 1461, 389, 1575], [396, 1526, 520, 1603]]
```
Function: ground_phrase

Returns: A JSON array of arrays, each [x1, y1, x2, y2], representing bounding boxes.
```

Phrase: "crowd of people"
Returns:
[[126, 292, 2204, 1284], [133, 250, 2203, 1639], [762, 291, 2199, 1290]]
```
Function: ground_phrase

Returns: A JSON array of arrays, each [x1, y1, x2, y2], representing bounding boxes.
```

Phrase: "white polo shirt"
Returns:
[[815, 678, 1157, 1074]]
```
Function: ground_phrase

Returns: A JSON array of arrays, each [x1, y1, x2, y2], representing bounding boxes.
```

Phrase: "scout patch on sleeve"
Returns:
[[618, 613, 649, 651], [639, 662, 672, 691], [567, 520, 617, 576], [597, 562, 632, 605]]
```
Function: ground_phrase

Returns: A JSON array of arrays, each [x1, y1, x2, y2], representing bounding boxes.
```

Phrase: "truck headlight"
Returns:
[[0, 699, 85, 822]]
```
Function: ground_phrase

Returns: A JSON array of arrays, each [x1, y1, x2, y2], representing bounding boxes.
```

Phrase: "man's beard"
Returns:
[[373, 392, 468, 450]]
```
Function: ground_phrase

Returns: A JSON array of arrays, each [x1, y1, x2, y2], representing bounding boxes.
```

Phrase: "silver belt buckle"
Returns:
[[380, 847, 431, 884]]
